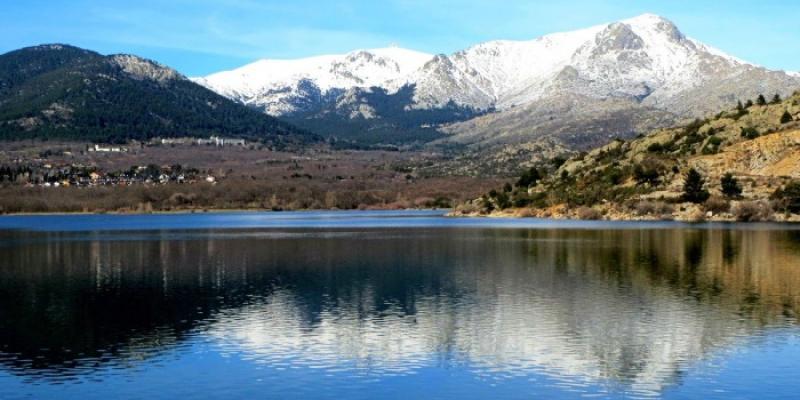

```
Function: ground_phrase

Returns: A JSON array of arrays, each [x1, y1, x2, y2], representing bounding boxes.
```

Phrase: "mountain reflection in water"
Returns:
[[0, 226, 798, 398]]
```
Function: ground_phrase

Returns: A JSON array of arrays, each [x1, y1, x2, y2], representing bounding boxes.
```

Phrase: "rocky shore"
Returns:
[[450, 201, 800, 223]]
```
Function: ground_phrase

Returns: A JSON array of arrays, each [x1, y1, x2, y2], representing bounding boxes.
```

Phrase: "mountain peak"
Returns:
[[622, 14, 684, 42], [622, 13, 676, 28]]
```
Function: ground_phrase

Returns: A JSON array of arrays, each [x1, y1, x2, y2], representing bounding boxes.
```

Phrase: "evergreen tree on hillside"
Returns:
[[745, 99, 754, 108], [721, 173, 743, 198], [736, 100, 744, 111], [772, 181, 800, 214], [683, 168, 710, 203], [516, 167, 542, 188], [771, 94, 782, 104], [781, 111, 794, 124], [757, 94, 767, 106]]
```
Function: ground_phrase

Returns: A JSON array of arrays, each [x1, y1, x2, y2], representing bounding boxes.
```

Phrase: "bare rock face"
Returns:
[[110, 55, 182, 83]]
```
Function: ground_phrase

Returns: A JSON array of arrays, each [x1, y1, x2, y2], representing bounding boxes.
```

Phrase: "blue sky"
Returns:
[[2, 0, 799, 76]]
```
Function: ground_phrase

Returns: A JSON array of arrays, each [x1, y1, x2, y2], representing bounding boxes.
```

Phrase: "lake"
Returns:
[[0, 211, 798, 399]]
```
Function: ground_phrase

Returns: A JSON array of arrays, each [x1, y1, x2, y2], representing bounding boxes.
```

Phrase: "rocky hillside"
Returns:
[[0, 45, 317, 146], [457, 91, 800, 221]]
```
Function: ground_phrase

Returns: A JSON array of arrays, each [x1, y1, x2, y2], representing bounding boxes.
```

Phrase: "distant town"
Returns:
[[0, 136, 247, 188]]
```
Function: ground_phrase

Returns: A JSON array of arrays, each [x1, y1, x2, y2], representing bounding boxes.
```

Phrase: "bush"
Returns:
[[740, 127, 760, 140], [721, 173, 743, 198], [516, 167, 542, 188], [771, 181, 800, 213], [781, 111, 794, 124], [634, 201, 673, 217], [576, 206, 602, 220], [602, 167, 626, 185], [704, 196, 730, 214], [647, 143, 664, 153], [633, 163, 661, 186], [732, 201, 773, 222], [683, 168, 710, 203], [493, 191, 512, 210]]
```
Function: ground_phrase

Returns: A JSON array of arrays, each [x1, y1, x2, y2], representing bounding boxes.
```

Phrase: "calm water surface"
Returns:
[[0, 211, 799, 399]]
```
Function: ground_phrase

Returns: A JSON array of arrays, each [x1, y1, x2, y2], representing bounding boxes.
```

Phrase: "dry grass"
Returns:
[[732, 201, 774, 222], [576, 206, 603, 220], [633, 201, 674, 217]]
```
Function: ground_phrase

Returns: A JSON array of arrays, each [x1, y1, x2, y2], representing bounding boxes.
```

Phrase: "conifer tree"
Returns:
[[721, 173, 742, 198], [683, 168, 710, 203], [771, 94, 782, 104], [781, 111, 794, 124], [757, 94, 767, 106]]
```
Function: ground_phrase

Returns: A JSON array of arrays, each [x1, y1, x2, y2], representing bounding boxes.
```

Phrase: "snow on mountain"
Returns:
[[193, 47, 432, 115], [194, 13, 800, 140], [406, 14, 756, 111]]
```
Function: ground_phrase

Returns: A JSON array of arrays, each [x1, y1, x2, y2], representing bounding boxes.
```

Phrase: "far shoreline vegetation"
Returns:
[[0, 141, 500, 215], [2, 92, 800, 221], [453, 91, 800, 223]]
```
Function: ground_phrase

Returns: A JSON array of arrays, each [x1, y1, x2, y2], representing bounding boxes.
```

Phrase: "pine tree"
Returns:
[[683, 168, 710, 203], [771, 94, 782, 104], [721, 173, 742, 198], [757, 94, 767, 106], [516, 167, 541, 188], [781, 111, 794, 124], [745, 99, 754, 108], [736, 100, 744, 111]]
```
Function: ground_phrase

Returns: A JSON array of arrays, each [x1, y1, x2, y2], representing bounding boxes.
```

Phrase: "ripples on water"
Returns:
[[0, 212, 799, 399]]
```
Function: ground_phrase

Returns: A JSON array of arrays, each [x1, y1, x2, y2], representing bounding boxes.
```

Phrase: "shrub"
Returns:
[[732, 201, 773, 222], [633, 162, 661, 186], [781, 111, 794, 124], [634, 201, 673, 216], [771, 181, 800, 213], [494, 191, 512, 210], [647, 142, 664, 153], [682, 168, 710, 203], [517, 167, 542, 188], [740, 127, 760, 139], [455, 201, 481, 215], [576, 206, 602, 220], [684, 119, 707, 136], [704, 196, 730, 214], [603, 167, 625, 185], [721, 173, 743, 198], [480, 195, 495, 213]]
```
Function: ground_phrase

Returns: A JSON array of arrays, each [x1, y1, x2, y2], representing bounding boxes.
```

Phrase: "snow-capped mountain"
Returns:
[[194, 14, 800, 149], [193, 47, 432, 115]]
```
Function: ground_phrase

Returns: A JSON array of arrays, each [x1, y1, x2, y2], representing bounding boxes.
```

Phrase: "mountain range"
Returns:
[[0, 44, 316, 146], [194, 14, 800, 158]]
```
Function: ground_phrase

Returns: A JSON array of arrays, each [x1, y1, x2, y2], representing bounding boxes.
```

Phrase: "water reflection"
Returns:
[[0, 228, 798, 396]]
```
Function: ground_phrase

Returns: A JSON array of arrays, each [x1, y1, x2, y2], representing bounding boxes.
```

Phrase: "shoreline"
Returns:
[[449, 203, 800, 223], [3, 206, 800, 224], [0, 207, 450, 217]]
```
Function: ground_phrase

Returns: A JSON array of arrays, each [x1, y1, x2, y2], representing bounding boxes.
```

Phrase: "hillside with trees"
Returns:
[[456, 90, 800, 222], [0, 44, 317, 147]]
